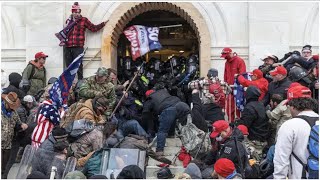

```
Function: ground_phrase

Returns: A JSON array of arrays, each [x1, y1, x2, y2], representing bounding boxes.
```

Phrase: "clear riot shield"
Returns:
[[100, 148, 146, 179], [50, 156, 69, 179], [62, 157, 77, 178], [15, 145, 37, 179]]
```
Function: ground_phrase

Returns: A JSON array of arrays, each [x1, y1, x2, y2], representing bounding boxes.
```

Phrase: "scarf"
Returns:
[[55, 15, 79, 46], [1, 100, 12, 118]]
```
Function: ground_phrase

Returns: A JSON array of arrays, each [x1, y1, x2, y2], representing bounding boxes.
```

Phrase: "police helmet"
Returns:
[[288, 66, 311, 83]]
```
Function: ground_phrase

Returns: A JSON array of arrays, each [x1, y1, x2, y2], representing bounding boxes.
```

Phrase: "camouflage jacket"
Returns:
[[1, 110, 21, 149], [78, 76, 116, 116], [266, 99, 292, 133], [70, 128, 103, 159]]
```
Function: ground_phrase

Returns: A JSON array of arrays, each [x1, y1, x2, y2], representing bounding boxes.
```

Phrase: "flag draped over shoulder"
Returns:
[[49, 50, 85, 109], [124, 25, 162, 60], [234, 72, 252, 111], [55, 17, 78, 46]]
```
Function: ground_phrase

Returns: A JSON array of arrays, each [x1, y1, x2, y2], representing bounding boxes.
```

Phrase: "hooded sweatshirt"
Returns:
[[237, 86, 269, 141], [237, 69, 269, 100], [2, 72, 26, 100]]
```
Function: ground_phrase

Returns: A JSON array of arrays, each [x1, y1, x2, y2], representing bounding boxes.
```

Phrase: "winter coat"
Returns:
[[273, 111, 319, 179], [74, 99, 105, 125], [17, 105, 29, 124], [1, 107, 21, 149], [217, 128, 248, 174], [237, 86, 269, 141], [237, 75, 269, 101], [147, 88, 181, 115], [22, 61, 46, 96], [70, 128, 103, 159], [224, 56, 246, 85], [82, 148, 103, 178], [263, 77, 292, 106]]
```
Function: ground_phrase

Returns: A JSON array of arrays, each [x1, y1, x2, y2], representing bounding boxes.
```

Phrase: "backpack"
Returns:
[[176, 114, 211, 158], [292, 115, 319, 179], [65, 119, 95, 143], [22, 62, 47, 81], [208, 80, 225, 108]]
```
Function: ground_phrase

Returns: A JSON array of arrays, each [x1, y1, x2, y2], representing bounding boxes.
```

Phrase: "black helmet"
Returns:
[[157, 167, 174, 179], [207, 68, 218, 78], [179, 56, 187, 65], [48, 77, 58, 85], [187, 54, 198, 64], [288, 66, 311, 84]]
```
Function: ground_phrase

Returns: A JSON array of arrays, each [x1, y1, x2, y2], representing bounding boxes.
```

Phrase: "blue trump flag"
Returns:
[[49, 49, 86, 109]]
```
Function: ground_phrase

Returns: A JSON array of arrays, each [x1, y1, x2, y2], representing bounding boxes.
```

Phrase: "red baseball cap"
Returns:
[[214, 158, 235, 178], [220, 47, 232, 58], [35, 52, 48, 59], [287, 85, 312, 101], [237, 125, 249, 135], [145, 89, 155, 97], [269, 66, 287, 76], [288, 82, 301, 89], [252, 69, 263, 79], [210, 120, 229, 138]]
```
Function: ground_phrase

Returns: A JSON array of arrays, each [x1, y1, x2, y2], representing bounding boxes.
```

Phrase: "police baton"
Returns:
[[109, 61, 146, 119]]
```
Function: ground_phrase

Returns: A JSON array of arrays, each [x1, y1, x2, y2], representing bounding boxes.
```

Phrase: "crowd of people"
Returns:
[[1, 2, 319, 179]]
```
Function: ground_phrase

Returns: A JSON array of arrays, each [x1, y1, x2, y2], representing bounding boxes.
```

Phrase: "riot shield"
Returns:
[[62, 157, 77, 178], [100, 148, 146, 178], [15, 145, 37, 179]]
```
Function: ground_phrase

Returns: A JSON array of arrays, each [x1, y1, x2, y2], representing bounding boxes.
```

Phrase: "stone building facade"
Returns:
[[1, 1, 319, 85]]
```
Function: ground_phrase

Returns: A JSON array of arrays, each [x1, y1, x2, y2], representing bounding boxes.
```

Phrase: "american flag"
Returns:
[[49, 49, 85, 109], [31, 100, 60, 148]]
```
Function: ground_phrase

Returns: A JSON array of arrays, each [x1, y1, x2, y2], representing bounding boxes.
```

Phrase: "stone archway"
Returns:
[[101, 2, 211, 77]]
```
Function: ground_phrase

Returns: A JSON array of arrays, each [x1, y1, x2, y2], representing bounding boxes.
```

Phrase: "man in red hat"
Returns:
[[64, 2, 108, 80], [273, 85, 318, 179], [21, 52, 48, 96], [221, 47, 246, 122], [204, 120, 247, 175], [237, 69, 269, 100], [263, 66, 292, 106]]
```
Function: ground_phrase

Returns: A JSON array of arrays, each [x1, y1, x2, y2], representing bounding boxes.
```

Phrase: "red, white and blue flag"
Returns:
[[49, 49, 86, 109], [124, 25, 162, 60]]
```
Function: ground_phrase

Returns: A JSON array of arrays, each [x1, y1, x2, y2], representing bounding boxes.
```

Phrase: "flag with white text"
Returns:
[[124, 25, 162, 60]]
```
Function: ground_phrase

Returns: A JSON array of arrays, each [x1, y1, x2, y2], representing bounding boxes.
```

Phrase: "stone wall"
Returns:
[[1, 2, 319, 82]]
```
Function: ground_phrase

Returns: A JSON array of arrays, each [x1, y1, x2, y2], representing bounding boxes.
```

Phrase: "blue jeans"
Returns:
[[119, 119, 148, 138], [157, 106, 177, 152]]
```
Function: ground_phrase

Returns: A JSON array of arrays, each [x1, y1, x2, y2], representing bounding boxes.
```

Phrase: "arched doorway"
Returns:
[[101, 2, 211, 77]]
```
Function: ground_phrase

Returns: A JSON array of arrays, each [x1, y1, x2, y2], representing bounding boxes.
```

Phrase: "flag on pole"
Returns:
[[124, 25, 162, 60], [49, 49, 85, 109]]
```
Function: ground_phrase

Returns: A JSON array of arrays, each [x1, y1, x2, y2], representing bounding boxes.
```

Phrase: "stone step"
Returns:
[[146, 165, 185, 178], [151, 146, 181, 156], [147, 155, 183, 166], [149, 137, 182, 148]]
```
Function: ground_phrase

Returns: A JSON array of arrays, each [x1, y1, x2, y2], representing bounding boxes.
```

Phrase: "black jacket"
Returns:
[[217, 128, 248, 174], [2, 72, 26, 100], [147, 88, 181, 115], [263, 77, 292, 106], [238, 86, 269, 141]]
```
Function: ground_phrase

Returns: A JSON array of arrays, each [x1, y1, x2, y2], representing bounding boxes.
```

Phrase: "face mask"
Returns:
[[216, 135, 223, 142]]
